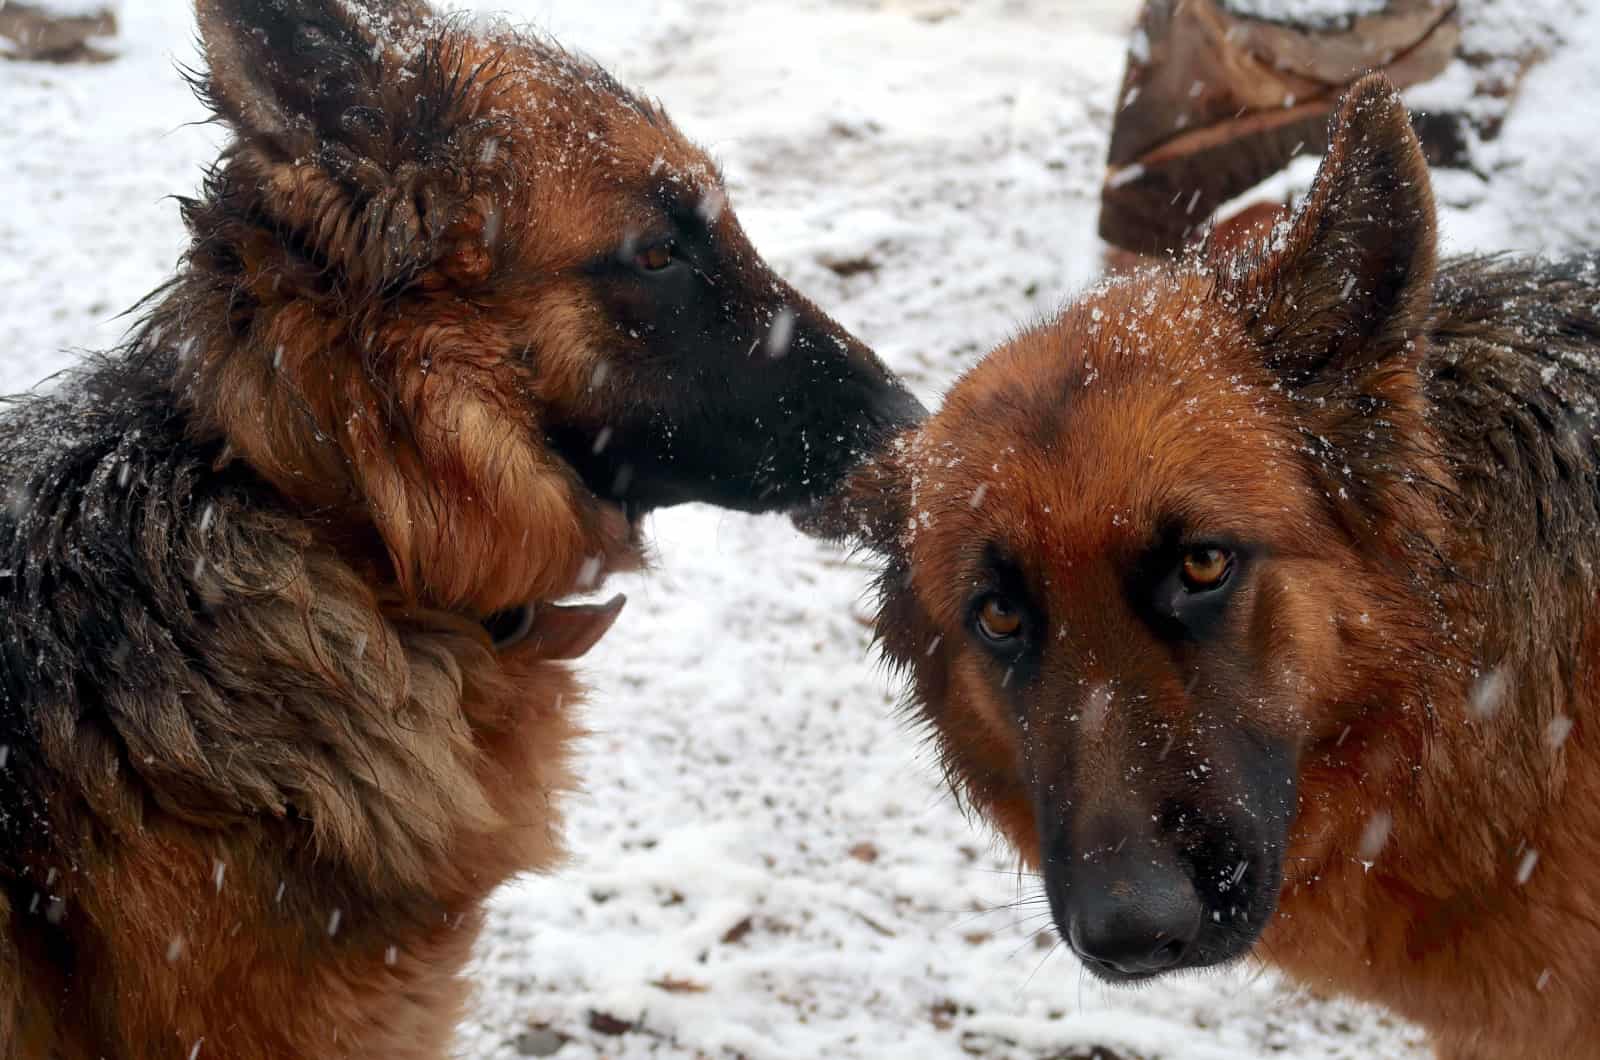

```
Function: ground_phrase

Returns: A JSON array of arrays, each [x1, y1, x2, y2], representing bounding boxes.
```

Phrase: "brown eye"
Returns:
[[976, 594, 1023, 642], [1180, 547, 1233, 592], [633, 242, 675, 272]]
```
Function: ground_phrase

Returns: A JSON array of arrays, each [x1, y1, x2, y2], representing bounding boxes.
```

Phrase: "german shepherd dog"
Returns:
[[0, 1, 919, 1056], [821, 76, 1600, 1059]]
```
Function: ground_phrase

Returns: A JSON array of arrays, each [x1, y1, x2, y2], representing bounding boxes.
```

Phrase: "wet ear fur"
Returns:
[[1231, 73, 1438, 389], [194, 0, 499, 292]]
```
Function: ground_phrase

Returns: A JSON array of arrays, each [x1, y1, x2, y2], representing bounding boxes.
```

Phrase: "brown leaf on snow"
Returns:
[[720, 916, 754, 945], [585, 1010, 633, 1036], [848, 841, 880, 863], [649, 976, 709, 994]]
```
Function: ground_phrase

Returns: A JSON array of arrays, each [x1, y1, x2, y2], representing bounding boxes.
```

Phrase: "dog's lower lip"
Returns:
[[1076, 952, 1195, 984], [786, 495, 828, 536]]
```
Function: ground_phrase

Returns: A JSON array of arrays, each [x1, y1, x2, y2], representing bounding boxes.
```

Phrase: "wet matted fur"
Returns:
[[0, 1, 918, 1056], [825, 77, 1600, 1060]]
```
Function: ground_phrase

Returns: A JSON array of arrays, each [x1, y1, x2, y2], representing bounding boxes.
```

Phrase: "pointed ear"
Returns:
[[1232, 74, 1437, 387], [197, 0, 432, 160], [194, 0, 496, 291]]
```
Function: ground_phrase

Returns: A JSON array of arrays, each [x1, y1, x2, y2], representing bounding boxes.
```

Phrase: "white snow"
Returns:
[[19, 0, 120, 17], [1220, 0, 1388, 26], [3, 1, 1595, 1058]]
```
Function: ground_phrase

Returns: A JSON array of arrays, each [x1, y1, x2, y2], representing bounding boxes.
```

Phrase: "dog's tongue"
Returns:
[[530, 593, 627, 659]]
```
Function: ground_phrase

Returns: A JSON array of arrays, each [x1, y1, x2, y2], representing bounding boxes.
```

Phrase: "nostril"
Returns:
[[1149, 937, 1186, 969]]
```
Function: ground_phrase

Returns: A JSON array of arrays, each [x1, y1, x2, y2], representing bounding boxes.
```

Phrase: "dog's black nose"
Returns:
[[1065, 872, 1203, 977]]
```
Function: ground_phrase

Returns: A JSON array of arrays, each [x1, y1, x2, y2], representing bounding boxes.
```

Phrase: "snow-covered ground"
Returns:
[[4, 2, 1598, 1058]]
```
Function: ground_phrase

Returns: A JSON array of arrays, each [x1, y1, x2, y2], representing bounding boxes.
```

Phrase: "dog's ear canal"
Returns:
[[1231, 74, 1438, 389]]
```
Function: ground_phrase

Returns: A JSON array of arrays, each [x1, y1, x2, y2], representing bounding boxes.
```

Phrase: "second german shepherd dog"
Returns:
[[824, 76, 1600, 1059], [0, 1, 919, 1056]]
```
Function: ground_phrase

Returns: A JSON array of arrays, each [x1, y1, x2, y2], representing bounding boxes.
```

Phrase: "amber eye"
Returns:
[[1180, 547, 1233, 592], [633, 242, 675, 272], [976, 594, 1023, 643]]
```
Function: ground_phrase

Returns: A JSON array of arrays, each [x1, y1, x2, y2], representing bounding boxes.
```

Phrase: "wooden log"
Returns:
[[1100, 0, 1460, 255]]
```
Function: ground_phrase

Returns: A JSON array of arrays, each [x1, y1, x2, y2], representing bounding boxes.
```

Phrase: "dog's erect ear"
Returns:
[[194, 0, 498, 291], [197, 0, 432, 160], [1232, 74, 1437, 388]]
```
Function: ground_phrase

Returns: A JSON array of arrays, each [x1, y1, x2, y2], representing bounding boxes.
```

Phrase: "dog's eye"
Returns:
[[976, 594, 1023, 643], [1180, 547, 1233, 592], [633, 242, 675, 273]]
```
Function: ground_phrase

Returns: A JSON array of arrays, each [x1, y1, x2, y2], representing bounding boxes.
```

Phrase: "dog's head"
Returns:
[[834, 77, 1443, 981], [172, 0, 920, 613]]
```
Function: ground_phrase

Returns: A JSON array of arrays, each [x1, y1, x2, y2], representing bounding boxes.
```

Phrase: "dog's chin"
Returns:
[[1065, 918, 1268, 987], [1071, 941, 1250, 986]]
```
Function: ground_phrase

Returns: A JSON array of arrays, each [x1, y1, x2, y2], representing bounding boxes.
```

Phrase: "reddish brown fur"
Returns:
[[840, 76, 1600, 1059]]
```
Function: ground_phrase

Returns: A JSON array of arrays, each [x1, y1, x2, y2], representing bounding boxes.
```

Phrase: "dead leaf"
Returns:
[[720, 916, 753, 944], [585, 1010, 632, 1036], [649, 976, 709, 994]]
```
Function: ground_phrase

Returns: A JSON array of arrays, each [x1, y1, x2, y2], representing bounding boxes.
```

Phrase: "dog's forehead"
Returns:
[[913, 274, 1306, 569]]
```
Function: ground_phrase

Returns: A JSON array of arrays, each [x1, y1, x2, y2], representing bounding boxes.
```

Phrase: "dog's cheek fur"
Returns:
[[875, 565, 1039, 862], [179, 290, 630, 612]]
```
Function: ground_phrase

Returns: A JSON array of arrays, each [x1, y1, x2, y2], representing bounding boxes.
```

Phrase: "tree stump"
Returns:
[[1099, 0, 1463, 257]]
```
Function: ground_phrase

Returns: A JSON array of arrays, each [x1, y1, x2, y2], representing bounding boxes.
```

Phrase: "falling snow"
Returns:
[[5, 1, 1594, 1058]]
